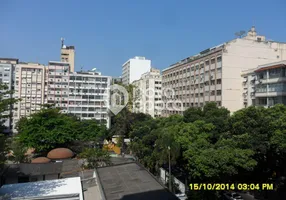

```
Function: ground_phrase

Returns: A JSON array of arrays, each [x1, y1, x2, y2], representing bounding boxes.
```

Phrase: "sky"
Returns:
[[1, 0, 286, 77]]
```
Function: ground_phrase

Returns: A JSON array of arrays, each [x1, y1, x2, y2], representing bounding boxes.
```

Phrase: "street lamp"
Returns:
[[168, 146, 172, 192]]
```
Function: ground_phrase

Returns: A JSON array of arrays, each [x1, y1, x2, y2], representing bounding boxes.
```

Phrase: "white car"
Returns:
[[223, 192, 244, 200]]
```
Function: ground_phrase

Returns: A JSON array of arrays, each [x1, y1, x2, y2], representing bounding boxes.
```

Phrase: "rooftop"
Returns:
[[162, 44, 224, 72], [96, 162, 178, 200], [0, 177, 83, 200], [0, 58, 19, 62]]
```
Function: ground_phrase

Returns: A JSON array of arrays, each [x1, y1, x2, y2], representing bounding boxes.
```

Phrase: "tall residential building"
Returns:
[[111, 77, 122, 85], [242, 60, 286, 108], [46, 61, 70, 112], [0, 58, 18, 133], [68, 71, 111, 128], [122, 56, 151, 85], [60, 38, 75, 72], [162, 26, 286, 116], [13, 63, 46, 131], [133, 68, 162, 117], [241, 68, 256, 108]]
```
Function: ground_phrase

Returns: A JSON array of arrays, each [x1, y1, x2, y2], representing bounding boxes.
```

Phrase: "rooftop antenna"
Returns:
[[80, 66, 83, 72], [61, 37, 65, 48], [235, 30, 246, 38]]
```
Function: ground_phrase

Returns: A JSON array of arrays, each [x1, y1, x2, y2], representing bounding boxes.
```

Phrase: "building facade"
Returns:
[[122, 56, 151, 85], [13, 63, 46, 131], [46, 61, 70, 113], [12, 61, 111, 131], [241, 68, 256, 108], [242, 60, 286, 108], [0, 58, 18, 133], [60, 38, 75, 72], [133, 68, 162, 117], [68, 71, 111, 128], [111, 77, 122, 85], [162, 27, 286, 116]]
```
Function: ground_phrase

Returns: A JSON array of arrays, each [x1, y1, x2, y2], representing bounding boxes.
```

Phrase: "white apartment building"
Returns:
[[68, 71, 111, 128], [162, 26, 286, 116], [13, 63, 46, 131], [242, 60, 286, 108], [0, 58, 18, 133], [133, 68, 162, 117], [11, 61, 112, 131], [122, 56, 151, 85], [241, 68, 256, 107], [46, 61, 70, 112]]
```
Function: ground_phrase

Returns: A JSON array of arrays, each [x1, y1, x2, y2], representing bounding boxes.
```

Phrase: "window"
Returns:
[[216, 90, 221, 95], [217, 79, 221, 84]]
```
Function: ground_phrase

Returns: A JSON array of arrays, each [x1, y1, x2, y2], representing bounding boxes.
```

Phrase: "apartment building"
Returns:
[[68, 71, 111, 128], [60, 38, 75, 72], [241, 68, 256, 107], [162, 26, 286, 116], [13, 63, 46, 131], [122, 56, 151, 85], [133, 68, 162, 117], [0, 58, 18, 133], [242, 60, 286, 108], [111, 77, 122, 85], [46, 61, 70, 112]]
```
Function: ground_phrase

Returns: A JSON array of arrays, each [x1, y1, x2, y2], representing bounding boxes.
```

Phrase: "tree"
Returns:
[[0, 83, 19, 133], [175, 121, 256, 182], [9, 138, 29, 164], [183, 102, 230, 142], [0, 134, 8, 166], [79, 148, 111, 168], [77, 120, 108, 143], [17, 107, 80, 152]]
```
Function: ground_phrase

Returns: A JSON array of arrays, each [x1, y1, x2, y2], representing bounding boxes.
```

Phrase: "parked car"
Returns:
[[223, 192, 244, 200]]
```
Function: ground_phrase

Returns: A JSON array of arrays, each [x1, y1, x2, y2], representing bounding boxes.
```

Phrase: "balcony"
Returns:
[[199, 97, 204, 102], [216, 95, 222, 101], [205, 65, 210, 72], [210, 96, 215, 101], [216, 73, 222, 79]]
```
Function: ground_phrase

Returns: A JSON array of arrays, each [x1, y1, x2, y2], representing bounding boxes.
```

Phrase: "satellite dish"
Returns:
[[235, 30, 246, 38]]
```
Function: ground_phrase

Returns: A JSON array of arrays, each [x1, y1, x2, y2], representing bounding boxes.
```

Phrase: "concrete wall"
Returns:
[[222, 39, 286, 112], [159, 168, 185, 194], [129, 59, 151, 84]]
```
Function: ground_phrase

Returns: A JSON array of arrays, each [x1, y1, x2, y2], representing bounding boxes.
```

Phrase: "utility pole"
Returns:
[[168, 146, 172, 192]]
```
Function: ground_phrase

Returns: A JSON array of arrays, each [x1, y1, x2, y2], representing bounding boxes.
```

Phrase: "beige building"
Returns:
[[60, 38, 75, 72], [13, 63, 46, 130], [133, 68, 162, 117], [162, 26, 286, 116]]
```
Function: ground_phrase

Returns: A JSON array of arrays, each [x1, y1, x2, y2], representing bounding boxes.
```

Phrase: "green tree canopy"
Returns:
[[17, 106, 108, 153]]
